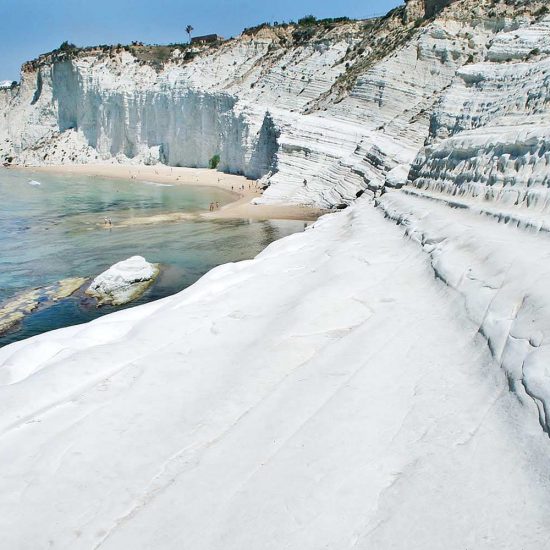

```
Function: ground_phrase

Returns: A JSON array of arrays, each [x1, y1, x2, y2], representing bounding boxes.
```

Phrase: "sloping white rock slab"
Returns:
[[86, 256, 159, 306], [379, 188, 550, 434], [1, 202, 550, 548]]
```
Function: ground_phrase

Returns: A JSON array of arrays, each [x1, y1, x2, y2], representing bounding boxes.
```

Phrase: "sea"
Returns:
[[0, 168, 307, 347]]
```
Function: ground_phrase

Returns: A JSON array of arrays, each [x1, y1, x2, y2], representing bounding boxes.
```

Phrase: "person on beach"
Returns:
[[215, 202, 219, 209]]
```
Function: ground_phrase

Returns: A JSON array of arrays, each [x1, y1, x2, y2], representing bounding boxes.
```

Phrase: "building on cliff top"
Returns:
[[191, 34, 224, 44]]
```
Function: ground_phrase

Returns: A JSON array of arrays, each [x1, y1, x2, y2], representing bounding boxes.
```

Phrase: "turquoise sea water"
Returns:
[[0, 168, 307, 347]]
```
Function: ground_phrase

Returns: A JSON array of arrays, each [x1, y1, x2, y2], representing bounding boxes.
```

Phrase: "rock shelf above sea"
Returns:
[[0, 278, 86, 336]]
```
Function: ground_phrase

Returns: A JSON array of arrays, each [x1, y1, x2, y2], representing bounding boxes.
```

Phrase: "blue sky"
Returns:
[[1, 0, 402, 81]]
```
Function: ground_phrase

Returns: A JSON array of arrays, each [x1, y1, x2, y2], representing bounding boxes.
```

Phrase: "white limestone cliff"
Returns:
[[2, 0, 545, 207]]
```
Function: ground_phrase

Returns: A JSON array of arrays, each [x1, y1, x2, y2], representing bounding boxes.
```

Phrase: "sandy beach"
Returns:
[[24, 164, 326, 223]]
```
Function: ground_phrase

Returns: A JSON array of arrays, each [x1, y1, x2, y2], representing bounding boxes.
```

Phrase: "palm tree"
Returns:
[[186, 25, 194, 43]]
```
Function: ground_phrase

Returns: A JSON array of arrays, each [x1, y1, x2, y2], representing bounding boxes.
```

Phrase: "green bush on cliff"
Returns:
[[209, 154, 221, 169], [59, 41, 78, 53], [298, 15, 317, 26]]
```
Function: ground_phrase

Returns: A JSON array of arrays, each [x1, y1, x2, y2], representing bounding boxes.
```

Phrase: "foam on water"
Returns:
[[144, 181, 173, 187]]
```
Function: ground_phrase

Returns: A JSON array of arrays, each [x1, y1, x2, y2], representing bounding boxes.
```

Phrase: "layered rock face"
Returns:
[[2, 0, 547, 207], [411, 17, 550, 211], [392, 11, 550, 435], [405, 0, 458, 20], [426, 0, 457, 18], [0, 25, 359, 191]]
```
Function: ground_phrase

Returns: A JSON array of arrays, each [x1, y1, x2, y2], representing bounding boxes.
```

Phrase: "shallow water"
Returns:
[[0, 168, 307, 346]]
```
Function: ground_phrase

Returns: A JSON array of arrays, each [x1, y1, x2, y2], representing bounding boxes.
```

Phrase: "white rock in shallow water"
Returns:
[[86, 256, 159, 306]]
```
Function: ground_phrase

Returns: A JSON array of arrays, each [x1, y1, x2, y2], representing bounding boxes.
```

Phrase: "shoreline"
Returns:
[[15, 164, 327, 223]]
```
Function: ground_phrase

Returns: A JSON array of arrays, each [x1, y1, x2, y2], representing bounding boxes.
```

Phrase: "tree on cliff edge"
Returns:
[[186, 25, 194, 43]]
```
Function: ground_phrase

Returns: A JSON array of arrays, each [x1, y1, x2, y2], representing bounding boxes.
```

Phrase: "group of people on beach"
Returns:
[[230, 182, 261, 192], [209, 202, 220, 212]]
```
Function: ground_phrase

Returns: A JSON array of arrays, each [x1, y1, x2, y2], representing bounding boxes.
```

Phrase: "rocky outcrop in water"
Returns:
[[0, 277, 86, 335], [86, 256, 159, 306]]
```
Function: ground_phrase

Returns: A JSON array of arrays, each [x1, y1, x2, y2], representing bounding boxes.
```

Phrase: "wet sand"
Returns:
[[23, 164, 327, 223]]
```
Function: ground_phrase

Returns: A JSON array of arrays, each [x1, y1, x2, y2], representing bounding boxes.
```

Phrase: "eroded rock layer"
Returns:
[[2, 0, 548, 208]]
